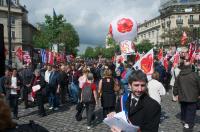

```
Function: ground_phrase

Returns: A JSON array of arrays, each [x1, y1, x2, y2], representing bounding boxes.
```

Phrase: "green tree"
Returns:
[[136, 39, 153, 53], [58, 23, 79, 56], [84, 47, 95, 58], [102, 47, 115, 59], [161, 27, 193, 46], [93, 46, 103, 59], [33, 14, 79, 55]]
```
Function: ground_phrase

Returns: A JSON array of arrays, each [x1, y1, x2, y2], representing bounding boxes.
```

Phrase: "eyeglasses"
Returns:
[[133, 84, 146, 87]]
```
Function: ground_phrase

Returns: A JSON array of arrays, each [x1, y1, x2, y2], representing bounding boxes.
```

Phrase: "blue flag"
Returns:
[[41, 49, 47, 64], [53, 8, 57, 17]]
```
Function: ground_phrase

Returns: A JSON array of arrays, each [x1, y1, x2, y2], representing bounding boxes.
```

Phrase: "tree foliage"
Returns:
[[160, 27, 193, 46], [33, 14, 79, 55], [136, 39, 153, 53], [83, 45, 119, 59]]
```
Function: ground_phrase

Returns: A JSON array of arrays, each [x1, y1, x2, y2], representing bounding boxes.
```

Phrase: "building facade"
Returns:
[[0, 0, 37, 67], [137, 0, 200, 47]]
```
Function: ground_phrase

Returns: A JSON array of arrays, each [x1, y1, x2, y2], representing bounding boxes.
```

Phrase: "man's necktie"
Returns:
[[130, 98, 137, 108]]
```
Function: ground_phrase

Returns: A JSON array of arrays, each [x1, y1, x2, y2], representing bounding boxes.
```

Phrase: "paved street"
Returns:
[[15, 90, 200, 132]]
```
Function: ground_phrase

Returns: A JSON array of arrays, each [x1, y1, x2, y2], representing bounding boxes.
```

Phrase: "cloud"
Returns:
[[20, 0, 160, 45]]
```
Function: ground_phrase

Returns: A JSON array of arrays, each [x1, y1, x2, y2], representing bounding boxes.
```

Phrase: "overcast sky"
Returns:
[[20, 0, 160, 48]]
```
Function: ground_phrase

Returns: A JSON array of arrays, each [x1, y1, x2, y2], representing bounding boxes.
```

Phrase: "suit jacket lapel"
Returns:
[[126, 94, 145, 116]]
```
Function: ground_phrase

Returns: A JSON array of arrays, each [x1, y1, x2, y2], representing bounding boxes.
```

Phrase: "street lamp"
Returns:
[[7, 0, 12, 67]]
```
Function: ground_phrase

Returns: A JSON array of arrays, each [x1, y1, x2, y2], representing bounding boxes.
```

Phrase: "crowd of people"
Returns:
[[0, 53, 200, 132]]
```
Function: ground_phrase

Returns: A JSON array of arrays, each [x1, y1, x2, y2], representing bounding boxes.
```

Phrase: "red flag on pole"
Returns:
[[48, 51, 54, 65], [188, 42, 196, 60], [163, 54, 168, 70], [135, 52, 140, 62], [181, 31, 187, 45], [133, 49, 154, 75], [16, 47, 23, 61], [157, 48, 163, 60], [173, 51, 180, 67]]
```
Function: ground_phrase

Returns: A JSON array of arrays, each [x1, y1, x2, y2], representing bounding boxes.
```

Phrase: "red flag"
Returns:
[[188, 42, 196, 60], [181, 31, 187, 45], [23, 52, 31, 64], [56, 53, 61, 63], [173, 51, 180, 67], [135, 52, 140, 62], [157, 48, 163, 60], [16, 47, 23, 61], [163, 54, 168, 70], [190, 52, 196, 64], [48, 51, 54, 65], [133, 49, 154, 75]]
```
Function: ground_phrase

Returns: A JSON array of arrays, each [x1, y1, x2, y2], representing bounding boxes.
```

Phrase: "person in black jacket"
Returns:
[[0, 68, 11, 101], [30, 69, 46, 117], [108, 70, 161, 132], [173, 58, 200, 131]]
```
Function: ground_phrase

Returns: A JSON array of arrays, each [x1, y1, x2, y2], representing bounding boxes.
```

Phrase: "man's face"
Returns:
[[129, 81, 146, 97], [47, 66, 52, 71]]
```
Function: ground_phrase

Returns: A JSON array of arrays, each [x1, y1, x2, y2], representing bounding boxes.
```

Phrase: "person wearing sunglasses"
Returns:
[[107, 70, 161, 132]]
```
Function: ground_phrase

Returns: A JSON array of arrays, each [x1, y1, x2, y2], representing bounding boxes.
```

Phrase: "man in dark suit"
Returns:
[[108, 70, 161, 132], [48, 65, 60, 110]]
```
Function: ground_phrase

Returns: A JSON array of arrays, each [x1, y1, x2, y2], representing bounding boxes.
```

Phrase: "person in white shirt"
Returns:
[[147, 72, 166, 104], [170, 65, 181, 102], [9, 68, 20, 119], [44, 65, 52, 83], [44, 65, 52, 107]]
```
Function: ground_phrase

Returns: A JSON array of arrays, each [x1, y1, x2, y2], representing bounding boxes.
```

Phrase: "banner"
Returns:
[[16, 47, 23, 61], [23, 51, 31, 64], [133, 49, 154, 75], [120, 40, 135, 55]]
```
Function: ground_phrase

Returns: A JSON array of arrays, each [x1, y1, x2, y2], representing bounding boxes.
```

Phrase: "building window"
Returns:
[[148, 32, 151, 38], [177, 24, 182, 28], [190, 15, 193, 21], [190, 25, 193, 28], [178, 15, 181, 20], [11, 31, 15, 40], [152, 31, 154, 37], [11, 16, 15, 25]]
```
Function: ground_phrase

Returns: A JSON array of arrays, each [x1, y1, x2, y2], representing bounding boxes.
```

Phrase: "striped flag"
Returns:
[[48, 51, 54, 65], [40, 49, 47, 64]]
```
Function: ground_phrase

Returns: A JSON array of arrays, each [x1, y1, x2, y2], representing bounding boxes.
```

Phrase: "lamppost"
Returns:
[[7, 0, 12, 67]]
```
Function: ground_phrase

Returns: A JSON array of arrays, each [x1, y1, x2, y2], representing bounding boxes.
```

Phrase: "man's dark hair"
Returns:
[[128, 70, 148, 84]]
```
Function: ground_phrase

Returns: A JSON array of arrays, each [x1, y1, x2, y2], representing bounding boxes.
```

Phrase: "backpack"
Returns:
[[82, 83, 94, 103]]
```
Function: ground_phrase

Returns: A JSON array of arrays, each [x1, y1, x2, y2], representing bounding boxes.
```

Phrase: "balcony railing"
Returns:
[[176, 19, 183, 24], [188, 19, 200, 24]]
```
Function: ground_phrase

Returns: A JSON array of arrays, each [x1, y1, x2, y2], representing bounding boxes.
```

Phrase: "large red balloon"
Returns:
[[109, 17, 138, 43]]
